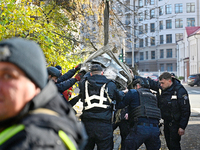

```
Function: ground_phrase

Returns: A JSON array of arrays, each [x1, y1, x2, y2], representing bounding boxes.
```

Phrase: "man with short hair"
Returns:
[[116, 78, 161, 150], [0, 37, 87, 149], [140, 72, 190, 150], [79, 64, 122, 150]]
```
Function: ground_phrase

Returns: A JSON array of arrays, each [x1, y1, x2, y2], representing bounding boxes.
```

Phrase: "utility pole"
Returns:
[[104, 0, 109, 46], [132, 0, 135, 67]]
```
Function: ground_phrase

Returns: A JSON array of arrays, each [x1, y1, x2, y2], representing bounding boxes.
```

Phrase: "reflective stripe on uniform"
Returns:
[[84, 80, 110, 110], [0, 124, 25, 145], [58, 130, 76, 150], [159, 89, 162, 95]]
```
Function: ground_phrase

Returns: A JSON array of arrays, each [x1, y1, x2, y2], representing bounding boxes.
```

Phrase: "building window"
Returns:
[[187, 3, 195, 13], [166, 34, 172, 43], [166, 20, 172, 29], [144, 0, 148, 6], [134, 39, 136, 48], [175, 19, 183, 28], [139, 0, 143, 8], [150, 23, 155, 32], [167, 63, 173, 71], [139, 12, 143, 21], [150, 9, 155, 19], [146, 51, 148, 59], [126, 26, 131, 38], [151, 51, 155, 59], [127, 33, 131, 38], [160, 49, 164, 58], [134, 30, 137, 37], [139, 26, 143, 34], [187, 18, 195, 27], [160, 35, 164, 44], [150, 0, 154, 5], [159, 21, 163, 30], [125, 5, 130, 13], [140, 52, 144, 60], [145, 24, 148, 33], [144, 10, 148, 20], [175, 4, 183, 13], [160, 64, 164, 71], [139, 39, 144, 47], [145, 37, 148, 46], [166, 4, 172, 14], [134, 17, 138, 24], [125, 14, 131, 25], [175, 33, 183, 41], [159, 6, 163, 16], [126, 39, 131, 48], [167, 49, 172, 58], [151, 37, 155, 46]]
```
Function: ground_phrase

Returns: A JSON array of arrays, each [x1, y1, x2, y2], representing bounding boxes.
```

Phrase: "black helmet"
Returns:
[[171, 73, 175, 77], [47, 67, 61, 78], [132, 77, 150, 89]]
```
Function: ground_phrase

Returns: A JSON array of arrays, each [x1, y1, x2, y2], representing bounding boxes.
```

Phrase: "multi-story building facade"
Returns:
[[124, 0, 200, 74], [177, 27, 200, 81]]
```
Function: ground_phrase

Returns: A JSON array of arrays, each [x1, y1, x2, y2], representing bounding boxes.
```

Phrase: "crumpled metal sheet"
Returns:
[[81, 44, 132, 90]]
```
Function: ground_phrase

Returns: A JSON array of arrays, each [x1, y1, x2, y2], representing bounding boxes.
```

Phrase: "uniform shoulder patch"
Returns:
[[183, 94, 188, 100]]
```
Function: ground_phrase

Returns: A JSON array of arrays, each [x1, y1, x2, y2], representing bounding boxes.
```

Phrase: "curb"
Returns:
[[191, 113, 200, 117]]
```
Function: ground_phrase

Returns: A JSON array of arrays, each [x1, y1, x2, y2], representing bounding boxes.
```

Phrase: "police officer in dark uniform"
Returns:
[[0, 38, 87, 150], [79, 64, 122, 150], [144, 72, 191, 150], [112, 107, 130, 150], [47, 66, 84, 99], [117, 78, 161, 150], [48, 65, 82, 92]]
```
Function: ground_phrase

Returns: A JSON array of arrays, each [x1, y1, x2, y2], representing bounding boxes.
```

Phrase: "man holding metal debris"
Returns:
[[116, 78, 161, 150], [78, 64, 122, 150]]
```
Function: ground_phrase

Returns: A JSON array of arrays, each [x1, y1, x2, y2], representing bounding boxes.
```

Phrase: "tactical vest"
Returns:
[[0, 108, 77, 150], [84, 80, 112, 110], [158, 85, 182, 121], [129, 88, 161, 123]]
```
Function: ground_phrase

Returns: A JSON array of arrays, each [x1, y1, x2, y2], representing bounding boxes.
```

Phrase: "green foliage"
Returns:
[[0, 0, 83, 70], [178, 76, 184, 80]]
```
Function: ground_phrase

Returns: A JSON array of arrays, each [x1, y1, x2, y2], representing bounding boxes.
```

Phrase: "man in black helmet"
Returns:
[[47, 66, 62, 82], [78, 64, 122, 150], [116, 78, 161, 150], [0, 37, 87, 149], [47, 65, 84, 98]]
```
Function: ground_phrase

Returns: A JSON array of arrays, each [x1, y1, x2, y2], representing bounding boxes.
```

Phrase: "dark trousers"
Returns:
[[113, 120, 130, 150], [83, 120, 113, 150], [164, 120, 181, 150], [125, 124, 161, 150]]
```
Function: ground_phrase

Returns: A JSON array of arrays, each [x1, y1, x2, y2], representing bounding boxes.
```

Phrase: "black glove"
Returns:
[[75, 71, 85, 81], [75, 64, 82, 72]]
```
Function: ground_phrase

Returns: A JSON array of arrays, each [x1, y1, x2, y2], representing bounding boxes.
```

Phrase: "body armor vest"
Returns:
[[130, 88, 161, 122], [84, 80, 111, 110]]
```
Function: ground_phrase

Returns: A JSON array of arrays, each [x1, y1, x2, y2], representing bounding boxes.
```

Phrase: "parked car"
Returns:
[[187, 74, 200, 87]]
